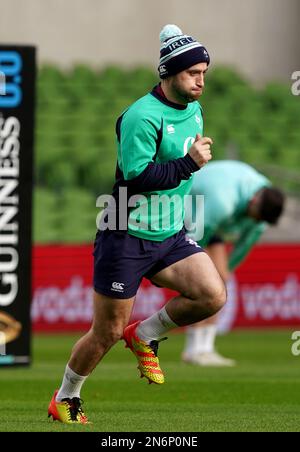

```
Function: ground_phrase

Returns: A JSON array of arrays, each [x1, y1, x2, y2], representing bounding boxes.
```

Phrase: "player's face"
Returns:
[[171, 62, 208, 103], [248, 196, 263, 222]]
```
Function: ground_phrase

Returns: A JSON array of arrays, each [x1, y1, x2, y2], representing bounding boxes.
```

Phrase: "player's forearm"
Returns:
[[125, 154, 199, 192]]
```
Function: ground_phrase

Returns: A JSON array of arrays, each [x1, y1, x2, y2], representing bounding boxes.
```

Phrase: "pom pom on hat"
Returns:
[[159, 24, 183, 43]]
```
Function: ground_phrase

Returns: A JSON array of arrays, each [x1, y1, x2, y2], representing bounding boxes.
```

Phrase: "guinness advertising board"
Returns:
[[0, 46, 36, 365]]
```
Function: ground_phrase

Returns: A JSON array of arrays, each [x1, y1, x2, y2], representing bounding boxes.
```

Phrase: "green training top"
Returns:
[[117, 89, 203, 241], [185, 160, 271, 270]]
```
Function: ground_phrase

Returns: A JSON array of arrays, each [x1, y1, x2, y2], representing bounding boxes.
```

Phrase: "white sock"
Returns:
[[137, 307, 178, 342], [200, 325, 217, 353], [56, 364, 88, 401], [183, 326, 199, 356], [184, 325, 217, 355]]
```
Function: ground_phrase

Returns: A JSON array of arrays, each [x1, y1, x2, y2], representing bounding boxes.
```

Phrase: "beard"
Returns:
[[171, 80, 202, 103]]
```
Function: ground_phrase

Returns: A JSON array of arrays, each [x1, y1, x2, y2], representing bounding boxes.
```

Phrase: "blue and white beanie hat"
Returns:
[[158, 24, 210, 79]]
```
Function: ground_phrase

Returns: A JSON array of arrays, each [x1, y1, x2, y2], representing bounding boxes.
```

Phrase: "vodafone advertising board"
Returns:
[[31, 244, 300, 332]]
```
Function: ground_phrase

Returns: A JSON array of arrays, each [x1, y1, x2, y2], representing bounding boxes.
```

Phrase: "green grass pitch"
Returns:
[[0, 329, 300, 432]]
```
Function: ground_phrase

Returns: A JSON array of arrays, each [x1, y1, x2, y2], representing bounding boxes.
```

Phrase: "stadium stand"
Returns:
[[34, 65, 300, 243]]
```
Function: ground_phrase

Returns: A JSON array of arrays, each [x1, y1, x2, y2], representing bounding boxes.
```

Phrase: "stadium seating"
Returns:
[[34, 64, 300, 243]]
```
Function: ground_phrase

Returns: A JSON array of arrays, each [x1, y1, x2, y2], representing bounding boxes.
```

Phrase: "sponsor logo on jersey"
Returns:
[[167, 124, 175, 134]]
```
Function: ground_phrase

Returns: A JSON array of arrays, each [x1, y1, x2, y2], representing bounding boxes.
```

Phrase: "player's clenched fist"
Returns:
[[188, 134, 213, 168]]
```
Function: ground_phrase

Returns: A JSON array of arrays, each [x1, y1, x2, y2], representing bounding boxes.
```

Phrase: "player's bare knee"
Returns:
[[92, 325, 123, 350], [212, 282, 227, 314], [199, 280, 227, 316], [104, 328, 123, 347]]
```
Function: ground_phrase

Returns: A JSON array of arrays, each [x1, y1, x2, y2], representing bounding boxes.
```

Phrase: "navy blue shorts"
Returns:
[[93, 228, 204, 299]]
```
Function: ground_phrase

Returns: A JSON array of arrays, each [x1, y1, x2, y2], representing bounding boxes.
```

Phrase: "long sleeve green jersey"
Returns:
[[114, 86, 204, 241]]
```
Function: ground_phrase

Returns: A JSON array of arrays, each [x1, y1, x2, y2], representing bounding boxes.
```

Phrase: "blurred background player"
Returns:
[[182, 160, 285, 366]]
